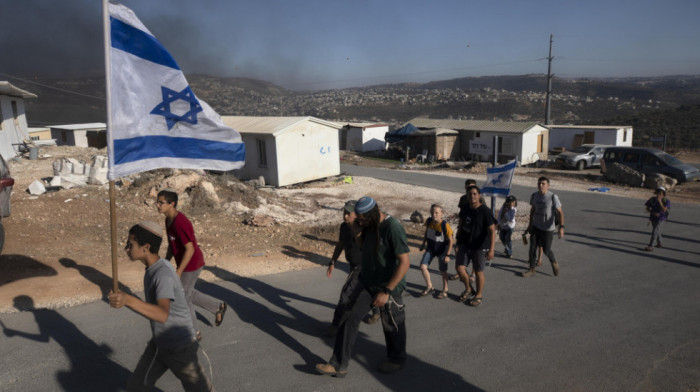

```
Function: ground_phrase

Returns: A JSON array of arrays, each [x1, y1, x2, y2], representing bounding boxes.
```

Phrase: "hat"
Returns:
[[506, 195, 516, 202], [343, 200, 357, 214], [656, 186, 666, 192], [137, 221, 163, 238], [355, 196, 376, 214]]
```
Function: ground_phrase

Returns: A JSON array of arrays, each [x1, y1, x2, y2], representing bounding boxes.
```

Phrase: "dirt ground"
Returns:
[[1, 146, 698, 313]]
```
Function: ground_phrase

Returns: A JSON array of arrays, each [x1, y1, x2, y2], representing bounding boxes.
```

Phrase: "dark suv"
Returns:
[[601, 147, 700, 183], [0, 155, 14, 255]]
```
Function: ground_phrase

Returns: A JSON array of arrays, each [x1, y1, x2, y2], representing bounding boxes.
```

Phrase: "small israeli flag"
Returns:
[[106, 2, 245, 180], [481, 159, 516, 197]]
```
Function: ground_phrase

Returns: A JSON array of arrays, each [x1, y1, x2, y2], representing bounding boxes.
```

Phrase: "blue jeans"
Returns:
[[499, 228, 513, 256]]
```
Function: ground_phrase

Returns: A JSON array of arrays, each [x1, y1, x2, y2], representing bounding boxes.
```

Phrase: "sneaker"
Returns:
[[315, 363, 347, 378], [377, 361, 403, 374], [551, 261, 559, 277], [520, 268, 536, 277], [364, 312, 381, 325], [323, 325, 338, 337]]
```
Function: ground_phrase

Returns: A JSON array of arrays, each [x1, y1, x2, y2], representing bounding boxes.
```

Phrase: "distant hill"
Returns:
[[10, 73, 700, 148]]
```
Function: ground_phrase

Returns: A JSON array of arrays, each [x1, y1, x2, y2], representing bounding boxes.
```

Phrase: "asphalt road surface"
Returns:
[[0, 168, 698, 391]]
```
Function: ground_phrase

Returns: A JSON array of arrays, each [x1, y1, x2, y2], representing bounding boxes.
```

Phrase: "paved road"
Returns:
[[1, 168, 699, 391]]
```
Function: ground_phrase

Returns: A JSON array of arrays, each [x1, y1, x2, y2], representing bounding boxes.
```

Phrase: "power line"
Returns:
[[0, 72, 105, 101]]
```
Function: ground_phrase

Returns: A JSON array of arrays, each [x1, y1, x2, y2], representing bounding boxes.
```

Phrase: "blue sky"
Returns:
[[2, 0, 699, 90]]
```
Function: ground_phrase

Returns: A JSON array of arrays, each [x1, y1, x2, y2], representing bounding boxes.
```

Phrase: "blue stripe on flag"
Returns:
[[110, 17, 180, 70], [486, 160, 517, 174], [114, 136, 245, 165], [481, 187, 511, 196]]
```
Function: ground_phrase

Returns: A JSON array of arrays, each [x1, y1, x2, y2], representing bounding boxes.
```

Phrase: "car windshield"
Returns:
[[656, 152, 683, 165], [571, 146, 593, 153]]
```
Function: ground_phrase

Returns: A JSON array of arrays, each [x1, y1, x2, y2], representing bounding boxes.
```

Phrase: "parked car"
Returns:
[[0, 155, 15, 255], [555, 144, 609, 170], [601, 147, 700, 183]]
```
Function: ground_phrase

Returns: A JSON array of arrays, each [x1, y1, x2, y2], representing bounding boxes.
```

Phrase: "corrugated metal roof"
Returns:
[[343, 122, 388, 128], [407, 117, 542, 134], [410, 127, 459, 136], [545, 124, 632, 130], [222, 116, 341, 136], [48, 123, 106, 131], [0, 81, 37, 99]]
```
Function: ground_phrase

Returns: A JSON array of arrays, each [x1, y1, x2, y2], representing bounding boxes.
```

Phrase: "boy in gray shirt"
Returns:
[[109, 221, 212, 391]]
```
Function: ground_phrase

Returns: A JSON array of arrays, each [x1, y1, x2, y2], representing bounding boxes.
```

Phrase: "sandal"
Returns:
[[449, 274, 459, 281], [436, 291, 449, 299], [458, 289, 472, 302], [215, 302, 227, 326], [420, 287, 434, 297], [468, 297, 482, 307]]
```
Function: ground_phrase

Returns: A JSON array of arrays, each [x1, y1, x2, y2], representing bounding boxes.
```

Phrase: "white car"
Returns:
[[555, 144, 609, 170]]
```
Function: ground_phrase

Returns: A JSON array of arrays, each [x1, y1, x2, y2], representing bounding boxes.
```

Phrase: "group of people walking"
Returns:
[[105, 174, 671, 390], [317, 176, 569, 378]]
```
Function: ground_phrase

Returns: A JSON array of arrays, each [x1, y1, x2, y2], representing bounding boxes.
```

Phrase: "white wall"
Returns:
[[361, 125, 388, 152], [235, 134, 279, 186], [521, 127, 548, 165], [276, 122, 340, 186], [0, 95, 29, 160], [549, 127, 633, 149]]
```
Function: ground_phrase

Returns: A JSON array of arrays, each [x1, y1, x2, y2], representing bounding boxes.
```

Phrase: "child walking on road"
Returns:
[[157, 189, 227, 340], [644, 187, 670, 251], [497, 196, 517, 258], [324, 200, 380, 335], [418, 204, 454, 299]]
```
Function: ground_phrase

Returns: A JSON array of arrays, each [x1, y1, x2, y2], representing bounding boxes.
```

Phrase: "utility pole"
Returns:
[[544, 34, 554, 125]]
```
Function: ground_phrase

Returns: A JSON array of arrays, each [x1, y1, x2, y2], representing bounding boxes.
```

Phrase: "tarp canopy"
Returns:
[[385, 123, 418, 143]]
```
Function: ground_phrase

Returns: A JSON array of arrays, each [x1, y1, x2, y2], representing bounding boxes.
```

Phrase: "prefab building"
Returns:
[[0, 81, 36, 161], [50, 123, 107, 148], [404, 128, 459, 161], [339, 122, 389, 152], [546, 125, 633, 150], [408, 118, 549, 165], [222, 116, 342, 187]]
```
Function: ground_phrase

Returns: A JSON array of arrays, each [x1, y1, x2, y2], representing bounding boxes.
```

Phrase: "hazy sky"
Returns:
[[2, 0, 699, 90]]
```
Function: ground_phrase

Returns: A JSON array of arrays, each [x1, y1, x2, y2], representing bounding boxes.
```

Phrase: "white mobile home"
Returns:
[[339, 122, 389, 152], [0, 81, 36, 161], [408, 118, 549, 165], [50, 123, 107, 148], [222, 116, 342, 187], [546, 125, 633, 150]]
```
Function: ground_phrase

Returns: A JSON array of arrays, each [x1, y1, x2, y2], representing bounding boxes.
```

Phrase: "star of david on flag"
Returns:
[[481, 159, 517, 197], [106, 2, 245, 180]]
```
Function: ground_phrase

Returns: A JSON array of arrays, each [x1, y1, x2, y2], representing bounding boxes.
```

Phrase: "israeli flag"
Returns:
[[106, 2, 245, 180], [481, 159, 516, 197]]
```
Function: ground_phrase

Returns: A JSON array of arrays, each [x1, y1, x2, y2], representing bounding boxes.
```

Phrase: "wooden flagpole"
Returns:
[[104, 0, 119, 293]]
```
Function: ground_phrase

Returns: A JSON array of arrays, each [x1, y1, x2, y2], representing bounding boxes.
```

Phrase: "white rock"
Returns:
[[28, 179, 47, 195]]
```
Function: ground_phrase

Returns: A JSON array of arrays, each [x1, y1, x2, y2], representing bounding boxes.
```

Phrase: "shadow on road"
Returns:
[[1, 295, 140, 392], [0, 254, 57, 287], [58, 258, 133, 302], [202, 266, 332, 366]]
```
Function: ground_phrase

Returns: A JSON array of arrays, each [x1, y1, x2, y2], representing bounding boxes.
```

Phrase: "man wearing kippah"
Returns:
[[316, 196, 410, 377], [108, 222, 212, 391]]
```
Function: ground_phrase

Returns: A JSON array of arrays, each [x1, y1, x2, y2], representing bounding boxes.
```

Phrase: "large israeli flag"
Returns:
[[481, 159, 516, 197], [106, 2, 245, 180]]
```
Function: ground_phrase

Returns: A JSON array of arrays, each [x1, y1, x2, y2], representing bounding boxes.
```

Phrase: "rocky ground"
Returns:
[[1, 146, 698, 313]]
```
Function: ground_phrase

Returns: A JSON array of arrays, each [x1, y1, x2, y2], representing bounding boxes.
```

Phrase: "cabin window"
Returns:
[[257, 139, 267, 167]]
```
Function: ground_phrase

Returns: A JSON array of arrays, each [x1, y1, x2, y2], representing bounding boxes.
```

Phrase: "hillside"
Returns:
[[11, 74, 700, 148]]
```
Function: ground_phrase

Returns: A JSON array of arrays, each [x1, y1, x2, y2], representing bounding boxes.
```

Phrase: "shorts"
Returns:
[[455, 246, 487, 272], [420, 250, 448, 272]]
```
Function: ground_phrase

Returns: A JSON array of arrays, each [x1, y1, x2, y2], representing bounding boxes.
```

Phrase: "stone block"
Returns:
[[28, 179, 47, 195]]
